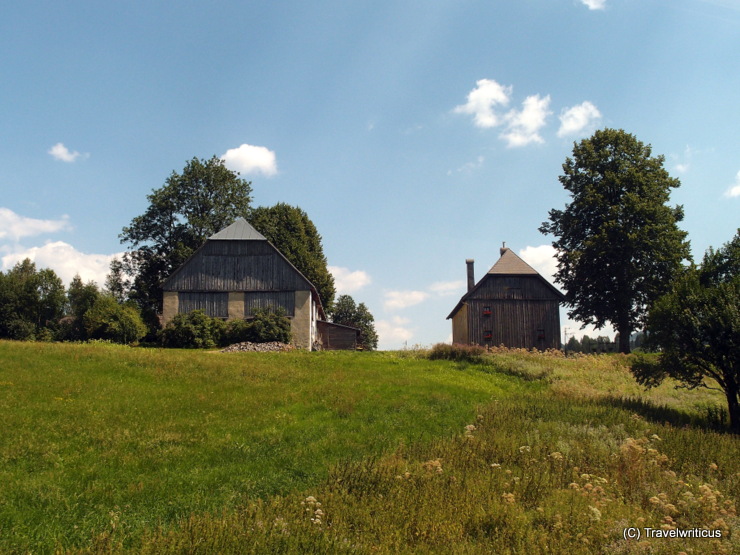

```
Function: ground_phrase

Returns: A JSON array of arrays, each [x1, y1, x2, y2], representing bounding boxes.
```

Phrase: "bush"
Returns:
[[160, 310, 225, 349], [428, 343, 486, 363], [83, 296, 147, 345], [161, 308, 292, 349], [247, 307, 291, 344]]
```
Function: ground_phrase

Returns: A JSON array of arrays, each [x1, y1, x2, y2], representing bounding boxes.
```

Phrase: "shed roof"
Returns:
[[209, 217, 266, 241], [487, 248, 539, 275]]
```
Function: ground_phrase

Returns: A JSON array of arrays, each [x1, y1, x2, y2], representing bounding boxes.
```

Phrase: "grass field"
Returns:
[[0, 341, 737, 553]]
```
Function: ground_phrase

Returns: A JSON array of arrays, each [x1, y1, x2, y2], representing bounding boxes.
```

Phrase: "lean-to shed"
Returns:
[[447, 246, 565, 350], [161, 218, 356, 350]]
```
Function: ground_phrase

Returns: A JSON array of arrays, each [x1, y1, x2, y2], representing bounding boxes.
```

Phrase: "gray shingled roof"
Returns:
[[209, 218, 266, 240], [487, 248, 538, 275]]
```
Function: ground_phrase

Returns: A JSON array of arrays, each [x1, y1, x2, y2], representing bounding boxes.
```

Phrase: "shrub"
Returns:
[[160, 310, 226, 349], [246, 307, 291, 344], [428, 343, 486, 363], [83, 295, 147, 345]]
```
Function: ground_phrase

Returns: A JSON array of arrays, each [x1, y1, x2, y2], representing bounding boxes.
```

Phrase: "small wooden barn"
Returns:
[[161, 218, 357, 350], [447, 247, 565, 350]]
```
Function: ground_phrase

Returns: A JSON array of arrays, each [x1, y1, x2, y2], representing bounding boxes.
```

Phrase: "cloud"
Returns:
[[329, 266, 372, 294], [221, 144, 278, 176], [448, 156, 485, 175], [1, 241, 123, 286], [500, 94, 552, 147], [581, 0, 606, 9], [48, 142, 85, 162], [519, 245, 560, 288], [454, 79, 512, 129], [383, 290, 429, 311], [0, 208, 72, 241], [724, 170, 740, 198], [428, 280, 466, 296], [376, 316, 414, 347], [557, 101, 601, 138]]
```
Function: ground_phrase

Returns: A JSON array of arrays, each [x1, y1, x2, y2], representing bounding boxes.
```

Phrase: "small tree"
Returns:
[[633, 231, 740, 433], [540, 129, 690, 353], [330, 294, 378, 350], [83, 295, 147, 345], [0, 259, 65, 340], [63, 275, 100, 340]]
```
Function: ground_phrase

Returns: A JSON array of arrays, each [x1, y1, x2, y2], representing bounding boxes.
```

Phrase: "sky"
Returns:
[[2, 0, 739, 349]]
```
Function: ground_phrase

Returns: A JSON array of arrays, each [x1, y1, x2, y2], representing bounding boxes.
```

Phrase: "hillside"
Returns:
[[0, 341, 737, 553]]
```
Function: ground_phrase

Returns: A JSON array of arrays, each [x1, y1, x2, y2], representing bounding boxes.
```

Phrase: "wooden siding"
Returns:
[[317, 321, 358, 350], [244, 291, 296, 317], [164, 240, 309, 292], [472, 275, 561, 301], [465, 275, 561, 350], [178, 292, 228, 318]]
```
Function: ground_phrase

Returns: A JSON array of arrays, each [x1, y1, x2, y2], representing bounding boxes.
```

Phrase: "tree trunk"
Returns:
[[727, 386, 740, 434], [617, 320, 631, 354]]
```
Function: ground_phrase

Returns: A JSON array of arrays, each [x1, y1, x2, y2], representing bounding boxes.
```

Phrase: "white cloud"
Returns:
[[0, 208, 72, 241], [454, 79, 512, 129], [221, 144, 278, 176], [48, 142, 85, 162], [376, 316, 414, 348], [519, 245, 560, 289], [1, 241, 122, 286], [383, 290, 429, 311], [501, 94, 552, 147], [557, 101, 601, 138], [581, 0, 607, 9], [724, 170, 740, 198], [329, 266, 372, 294], [428, 280, 466, 297]]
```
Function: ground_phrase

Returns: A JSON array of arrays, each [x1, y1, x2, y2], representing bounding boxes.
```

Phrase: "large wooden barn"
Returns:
[[161, 218, 358, 350], [447, 246, 565, 350]]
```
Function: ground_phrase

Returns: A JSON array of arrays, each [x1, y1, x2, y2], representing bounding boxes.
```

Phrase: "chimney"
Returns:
[[500, 241, 508, 257], [466, 259, 475, 292]]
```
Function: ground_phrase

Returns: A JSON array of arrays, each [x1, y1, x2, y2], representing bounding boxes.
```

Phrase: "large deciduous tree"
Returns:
[[330, 294, 378, 351], [249, 203, 336, 311], [539, 129, 690, 353], [633, 231, 740, 433], [119, 156, 252, 329]]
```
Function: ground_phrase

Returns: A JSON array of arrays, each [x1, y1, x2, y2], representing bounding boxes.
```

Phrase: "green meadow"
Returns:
[[0, 341, 737, 553]]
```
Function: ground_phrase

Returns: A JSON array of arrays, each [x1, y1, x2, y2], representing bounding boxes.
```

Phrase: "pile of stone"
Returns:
[[220, 341, 295, 353]]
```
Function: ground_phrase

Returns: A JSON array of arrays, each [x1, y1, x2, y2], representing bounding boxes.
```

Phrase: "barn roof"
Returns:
[[209, 218, 266, 241], [446, 247, 565, 320]]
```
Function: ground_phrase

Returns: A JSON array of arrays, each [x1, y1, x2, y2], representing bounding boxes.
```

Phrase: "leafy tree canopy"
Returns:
[[119, 156, 252, 326], [330, 294, 378, 351], [249, 203, 336, 311], [539, 128, 690, 353], [634, 230, 740, 433], [0, 259, 65, 340]]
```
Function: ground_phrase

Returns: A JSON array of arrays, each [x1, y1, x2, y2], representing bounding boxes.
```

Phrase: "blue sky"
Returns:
[[2, 0, 739, 349]]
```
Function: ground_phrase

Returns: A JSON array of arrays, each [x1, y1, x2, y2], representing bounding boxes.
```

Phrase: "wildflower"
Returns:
[[518, 445, 531, 454], [549, 451, 564, 461], [569, 482, 580, 490], [649, 496, 661, 505], [490, 463, 501, 469], [650, 434, 662, 441], [502, 493, 515, 504], [709, 463, 718, 471]]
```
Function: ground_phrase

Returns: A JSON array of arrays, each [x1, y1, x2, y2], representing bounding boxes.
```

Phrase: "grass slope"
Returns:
[[0, 341, 737, 553], [0, 341, 534, 552]]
